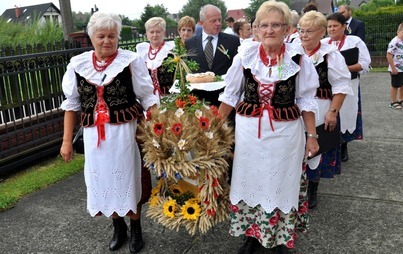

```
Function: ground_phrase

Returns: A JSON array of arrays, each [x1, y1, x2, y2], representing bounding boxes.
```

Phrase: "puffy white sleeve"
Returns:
[[296, 54, 319, 114], [327, 51, 354, 95], [357, 39, 371, 74], [60, 63, 81, 111], [218, 54, 244, 107], [130, 56, 159, 110]]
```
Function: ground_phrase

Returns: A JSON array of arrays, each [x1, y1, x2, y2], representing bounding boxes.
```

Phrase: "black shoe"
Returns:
[[109, 217, 128, 251], [341, 142, 348, 162], [237, 237, 260, 254], [308, 181, 319, 209], [129, 219, 144, 253]]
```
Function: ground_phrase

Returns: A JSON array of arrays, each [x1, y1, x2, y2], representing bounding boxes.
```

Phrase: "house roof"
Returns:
[[1, 2, 60, 23]]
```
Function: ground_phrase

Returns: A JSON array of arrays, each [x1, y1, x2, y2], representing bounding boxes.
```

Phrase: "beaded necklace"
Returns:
[[259, 44, 285, 67], [148, 42, 165, 60], [92, 51, 118, 72]]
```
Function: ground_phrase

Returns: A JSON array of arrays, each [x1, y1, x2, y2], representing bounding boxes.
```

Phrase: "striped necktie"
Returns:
[[204, 36, 214, 69]]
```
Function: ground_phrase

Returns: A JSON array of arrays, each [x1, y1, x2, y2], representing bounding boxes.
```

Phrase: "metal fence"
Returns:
[[0, 46, 91, 176]]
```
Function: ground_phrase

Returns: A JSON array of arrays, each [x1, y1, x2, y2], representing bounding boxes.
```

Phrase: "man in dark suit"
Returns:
[[338, 4, 365, 42], [185, 4, 240, 106]]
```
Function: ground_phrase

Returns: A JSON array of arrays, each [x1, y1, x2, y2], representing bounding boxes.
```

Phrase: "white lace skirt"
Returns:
[[83, 121, 142, 217], [230, 111, 305, 213]]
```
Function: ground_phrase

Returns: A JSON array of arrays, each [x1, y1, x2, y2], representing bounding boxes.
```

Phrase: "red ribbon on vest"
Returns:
[[251, 83, 275, 138], [151, 69, 162, 97], [95, 86, 110, 147]]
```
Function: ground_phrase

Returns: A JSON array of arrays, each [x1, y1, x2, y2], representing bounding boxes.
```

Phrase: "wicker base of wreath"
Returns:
[[138, 106, 234, 235]]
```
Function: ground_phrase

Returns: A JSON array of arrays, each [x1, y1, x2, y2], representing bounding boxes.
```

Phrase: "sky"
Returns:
[[1, 0, 251, 19]]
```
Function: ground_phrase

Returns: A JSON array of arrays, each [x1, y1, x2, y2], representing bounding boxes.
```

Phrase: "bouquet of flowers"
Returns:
[[138, 38, 234, 235]]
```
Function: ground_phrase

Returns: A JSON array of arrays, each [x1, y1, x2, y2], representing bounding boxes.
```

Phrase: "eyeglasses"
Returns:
[[298, 28, 322, 36], [258, 23, 287, 32]]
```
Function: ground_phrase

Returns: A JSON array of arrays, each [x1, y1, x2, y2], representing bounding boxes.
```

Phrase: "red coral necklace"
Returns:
[[92, 51, 118, 72], [148, 42, 165, 60], [306, 42, 321, 57], [259, 44, 285, 67]]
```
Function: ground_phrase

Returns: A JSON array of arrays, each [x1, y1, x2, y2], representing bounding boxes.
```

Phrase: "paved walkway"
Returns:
[[0, 72, 402, 253]]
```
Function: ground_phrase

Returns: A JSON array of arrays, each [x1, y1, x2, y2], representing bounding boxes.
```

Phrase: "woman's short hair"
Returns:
[[178, 16, 196, 32], [299, 10, 327, 29], [302, 3, 318, 13], [233, 19, 249, 36], [199, 4, 221, 21], [326, 12, 347, 25], [87, 12, 122, 39], [255, 0, 292, 27], [290, 10, 300, 28], [145, 17, 166, 32]]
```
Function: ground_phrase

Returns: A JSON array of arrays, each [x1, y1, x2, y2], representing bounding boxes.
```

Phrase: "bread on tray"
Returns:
[[186, 71, 215, 83]]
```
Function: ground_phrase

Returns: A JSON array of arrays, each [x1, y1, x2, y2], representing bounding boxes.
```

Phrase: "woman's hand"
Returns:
[[60, 140, 74, 163], [324, 110, 337, 131], [305, 136, 319, 159]]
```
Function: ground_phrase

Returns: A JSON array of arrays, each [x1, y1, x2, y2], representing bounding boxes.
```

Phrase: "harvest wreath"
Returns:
[[138, 38, 234, 235]]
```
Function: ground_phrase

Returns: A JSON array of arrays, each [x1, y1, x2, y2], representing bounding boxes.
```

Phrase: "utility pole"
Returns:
[[59, 0, 74, 42]]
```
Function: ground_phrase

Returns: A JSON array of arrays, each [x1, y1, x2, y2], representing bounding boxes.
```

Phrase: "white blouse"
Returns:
[[136, 40, 175, 70]]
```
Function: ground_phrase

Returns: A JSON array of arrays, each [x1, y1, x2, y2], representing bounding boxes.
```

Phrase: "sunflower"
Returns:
[[170, 184, 183, 195], [181, 201, 201, 220], [163, 199, 177, 218], [149, 195, 160, 207]]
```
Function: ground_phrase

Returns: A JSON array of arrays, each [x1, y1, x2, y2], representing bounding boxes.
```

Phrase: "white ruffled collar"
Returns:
[[238, 41, 303, 81], [309, 42, 338, 66], [71, 49, 138, 78], [136, 41, 175, 69]]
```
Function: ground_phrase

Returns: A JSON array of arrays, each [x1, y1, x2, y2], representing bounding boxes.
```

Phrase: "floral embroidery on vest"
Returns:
[[76, 66, 144, 127]]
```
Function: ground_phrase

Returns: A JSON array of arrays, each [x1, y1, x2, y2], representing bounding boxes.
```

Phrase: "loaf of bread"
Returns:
[[186, 72, 215, 83]]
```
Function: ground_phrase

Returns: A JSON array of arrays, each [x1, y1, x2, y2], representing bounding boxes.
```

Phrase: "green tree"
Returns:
[[72, 11, 91, 31], [179, 0, 227, 22], [243, 0, 291, 20], [137, 4, 176, 34], [358, 0, 395, 11], [119, 15, 134, 26]]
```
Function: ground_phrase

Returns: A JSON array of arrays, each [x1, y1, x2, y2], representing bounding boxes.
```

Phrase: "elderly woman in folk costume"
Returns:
[[218, 1, 319, 253], [322, 13, 371, 163], [136, 17, 175, 97], [59, 12, 159, 254], [299, 11, 353, 209]]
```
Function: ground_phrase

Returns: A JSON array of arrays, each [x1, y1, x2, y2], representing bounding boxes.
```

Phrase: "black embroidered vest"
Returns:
[[149, 54, 175, 95], [236, 55, 301, 121], [76, 66, 144, 127], [315, 55, 333, 99]]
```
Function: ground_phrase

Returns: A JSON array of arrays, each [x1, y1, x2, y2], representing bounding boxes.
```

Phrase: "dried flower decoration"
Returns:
[[218, 44, 230, 59]]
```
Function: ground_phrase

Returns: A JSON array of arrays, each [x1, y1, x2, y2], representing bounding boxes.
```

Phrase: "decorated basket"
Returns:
[[138, 38, 234, 235]]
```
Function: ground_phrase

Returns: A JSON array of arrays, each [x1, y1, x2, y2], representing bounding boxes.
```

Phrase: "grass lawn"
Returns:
[[0, 154, 84, 212]]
